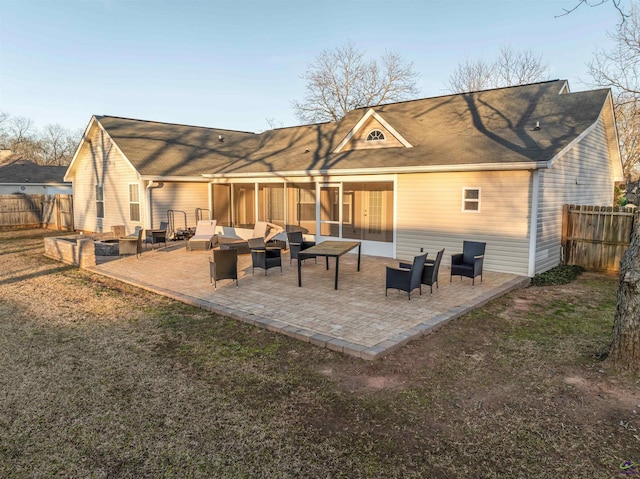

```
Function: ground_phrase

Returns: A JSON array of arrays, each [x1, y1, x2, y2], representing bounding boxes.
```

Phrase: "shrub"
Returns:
[[530, 265, 585, 286]]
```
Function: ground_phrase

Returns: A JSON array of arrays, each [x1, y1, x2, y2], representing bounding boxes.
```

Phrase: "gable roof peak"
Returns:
[[333, 108, 413, 153]]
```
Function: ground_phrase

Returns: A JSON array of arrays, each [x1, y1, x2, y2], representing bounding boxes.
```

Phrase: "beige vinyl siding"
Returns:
[[149, 182, 210, 229], [535, 116, 615, 274], [71, 125, 141, 233], [396, 170, 532, 276]]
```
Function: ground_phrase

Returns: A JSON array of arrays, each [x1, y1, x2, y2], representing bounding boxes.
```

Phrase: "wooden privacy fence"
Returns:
[[562, 204, 638, 272], [0, 194, 74, 230]]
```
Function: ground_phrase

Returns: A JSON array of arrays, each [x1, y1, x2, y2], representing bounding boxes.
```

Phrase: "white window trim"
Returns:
[[96, 184, 104, 219], [462, 187, 481, 213], [129, 183, 141, 222], [366, 129, 386, 142]]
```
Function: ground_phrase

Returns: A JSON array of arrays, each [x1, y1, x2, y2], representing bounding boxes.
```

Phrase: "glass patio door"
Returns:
[[362, 190, 387, 242]]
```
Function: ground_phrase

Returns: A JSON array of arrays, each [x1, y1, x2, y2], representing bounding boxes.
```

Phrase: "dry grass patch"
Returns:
[[0, 229, 638, 478]]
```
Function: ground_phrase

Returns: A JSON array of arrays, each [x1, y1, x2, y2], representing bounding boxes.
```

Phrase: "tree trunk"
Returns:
[[608, 218, 640, 372]]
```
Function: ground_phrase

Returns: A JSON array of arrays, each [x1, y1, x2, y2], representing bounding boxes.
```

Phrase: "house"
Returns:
[[0, 151, 72, 195], [63, 80, 623, 277]]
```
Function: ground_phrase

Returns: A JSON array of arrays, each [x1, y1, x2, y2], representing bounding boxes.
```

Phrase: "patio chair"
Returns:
[[399, 248, 444, 294], [450, 241, 486, 286], [385, 252, 427, 300], [187, 220, 217, 251], [146, 221, 168, 250], [209, 248, 238, 288], [287, 230, 316, 264], [248, 237, 282, 276], [118, 226, 143, 258]]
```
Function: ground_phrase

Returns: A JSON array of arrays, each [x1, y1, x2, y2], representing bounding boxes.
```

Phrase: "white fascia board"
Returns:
[[604, 91, 624, 180], [333, 108, 413, 153], [201, 161, 547, 179], [0, 182, 70, 186], [140, 175, 212, 182], [558, 81, 570, 94], [64, 116, 98, 181], [546, 121, 598, 169]]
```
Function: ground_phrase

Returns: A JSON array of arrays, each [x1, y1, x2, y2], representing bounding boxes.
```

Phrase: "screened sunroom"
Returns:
[[210, 178, 394, 256]]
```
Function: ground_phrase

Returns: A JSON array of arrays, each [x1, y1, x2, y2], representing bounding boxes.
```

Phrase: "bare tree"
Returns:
[[588, 4, 640, 98], [9, 116, 34, 153], [0, 111, 9, 132], [616, 100, 640, 180], [564, 1, 640, 370], [292, 41, 420, 123], [556, 0, 627, 18], [609, 217, 640, 372], [446, 57, 495, 93], [446, 46, 549, 93], [263, 117, 284, 131], [586, 3, 640, 179], [0, 112, 80, 165], [585, 3, 640, 371], [0, 111, 10, 150], [496, 46, 549, 87], [40, 124, 78, 166]]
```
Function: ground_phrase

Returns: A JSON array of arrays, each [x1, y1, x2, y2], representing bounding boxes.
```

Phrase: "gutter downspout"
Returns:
[[145, 180, 155, 229], [528, 169, 540, 277]]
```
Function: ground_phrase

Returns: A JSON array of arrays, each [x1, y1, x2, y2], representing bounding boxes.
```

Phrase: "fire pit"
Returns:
[[94, 239, 120, 256]]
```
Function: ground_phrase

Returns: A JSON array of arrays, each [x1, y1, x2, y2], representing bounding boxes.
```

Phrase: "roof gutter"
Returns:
[[0, 182, 71, 186], [140, 175, 213, 182], [201, 161, 548, 179]]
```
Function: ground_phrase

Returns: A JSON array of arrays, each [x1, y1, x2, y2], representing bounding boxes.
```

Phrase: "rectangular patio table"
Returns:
[[297, 240, 361, 290]]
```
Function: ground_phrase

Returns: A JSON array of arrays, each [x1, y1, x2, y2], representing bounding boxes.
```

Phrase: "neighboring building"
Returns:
[[64, 80, 623, 276], [0, 151, 72, 195]]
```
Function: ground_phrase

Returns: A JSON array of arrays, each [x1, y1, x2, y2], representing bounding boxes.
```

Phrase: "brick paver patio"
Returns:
[[89, 243, 529, 360]]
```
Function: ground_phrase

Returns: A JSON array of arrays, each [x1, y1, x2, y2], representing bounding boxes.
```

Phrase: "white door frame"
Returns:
[[317, 182, 342, 241]]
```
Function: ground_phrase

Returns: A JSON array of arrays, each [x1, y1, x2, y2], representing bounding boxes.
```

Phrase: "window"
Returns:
[[366, 129, 386, 141], [129, 184, 140, 221], [258, 183, 284, 228], [286, 183, 316, 234], [96, 185, 104, 218], [463, 188, 480, 212], [342, 191, 354, 225]]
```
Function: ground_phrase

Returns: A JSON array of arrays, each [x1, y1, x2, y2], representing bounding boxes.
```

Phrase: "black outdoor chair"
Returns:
[[209, 248, 238, 288], [146, 221, 168, 250], [287, 231, 316, 264], [450, 241, 486, 286], [400, 248, 445, 294], [385, 252, 427, 300], [248, 237, 282, 276]]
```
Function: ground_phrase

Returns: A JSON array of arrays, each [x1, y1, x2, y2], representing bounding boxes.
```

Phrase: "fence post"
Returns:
[[561, 204, 569, 264]]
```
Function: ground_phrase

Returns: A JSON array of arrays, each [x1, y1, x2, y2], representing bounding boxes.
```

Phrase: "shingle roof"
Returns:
[[92, 80, 612, 178], [0, 155, 69, 184]]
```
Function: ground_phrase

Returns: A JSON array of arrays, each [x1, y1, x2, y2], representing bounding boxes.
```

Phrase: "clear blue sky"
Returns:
[[0, 0, 623, 134]]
